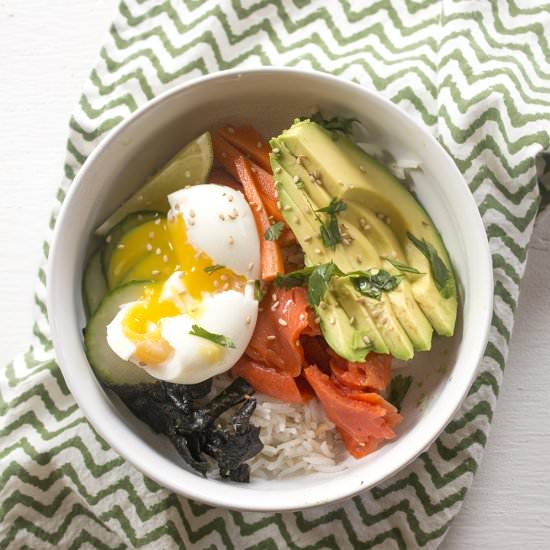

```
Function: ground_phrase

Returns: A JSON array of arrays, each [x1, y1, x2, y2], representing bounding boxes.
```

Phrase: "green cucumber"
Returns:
[[83, 249, 107, 318], [101, 211, 159, 288], [84, 281, 157, 385]]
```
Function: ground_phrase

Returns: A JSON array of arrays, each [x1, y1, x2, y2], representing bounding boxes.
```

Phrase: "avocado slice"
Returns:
[[274, 120, 457, 337], [273, 156, 414, 361]]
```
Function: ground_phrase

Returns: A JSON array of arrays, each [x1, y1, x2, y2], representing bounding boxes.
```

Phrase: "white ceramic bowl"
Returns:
[[48, 68, 493, 512]]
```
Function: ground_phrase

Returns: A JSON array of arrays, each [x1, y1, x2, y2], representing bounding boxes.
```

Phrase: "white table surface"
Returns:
[[1, 2, 549, 548]]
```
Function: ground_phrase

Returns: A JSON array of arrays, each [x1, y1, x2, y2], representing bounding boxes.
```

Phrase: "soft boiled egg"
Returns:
[[106, 184, 261, 384]]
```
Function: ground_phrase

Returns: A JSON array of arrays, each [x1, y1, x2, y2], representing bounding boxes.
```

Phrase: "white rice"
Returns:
[[211, 374, 348, 479]]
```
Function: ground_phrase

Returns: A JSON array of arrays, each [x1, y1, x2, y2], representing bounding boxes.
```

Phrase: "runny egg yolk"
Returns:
[[112, 212, 247, 367]]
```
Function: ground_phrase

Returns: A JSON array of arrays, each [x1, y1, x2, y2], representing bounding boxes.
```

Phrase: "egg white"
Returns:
[[168, 184, 260, 278]]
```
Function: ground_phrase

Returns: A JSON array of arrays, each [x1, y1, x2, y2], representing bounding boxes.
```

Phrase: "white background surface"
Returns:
[[1, 1, 549, 548]]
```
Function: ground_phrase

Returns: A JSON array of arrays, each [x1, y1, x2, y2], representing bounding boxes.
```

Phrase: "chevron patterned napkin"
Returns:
[[2, 1, 550, 548]]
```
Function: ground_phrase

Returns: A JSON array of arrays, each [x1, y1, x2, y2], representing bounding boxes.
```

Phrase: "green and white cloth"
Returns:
[[2, 1, 550, 547]]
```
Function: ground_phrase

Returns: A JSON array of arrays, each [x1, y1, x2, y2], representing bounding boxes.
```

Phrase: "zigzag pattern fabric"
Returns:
[[2, 1, 550, 547]]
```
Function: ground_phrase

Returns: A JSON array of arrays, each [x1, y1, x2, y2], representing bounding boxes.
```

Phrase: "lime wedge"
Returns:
[[96, 132, 213, 236]]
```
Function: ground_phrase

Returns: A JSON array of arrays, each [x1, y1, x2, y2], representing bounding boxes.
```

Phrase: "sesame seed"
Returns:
[[148, 232, 155, 239], [304, 235, 312, 242], [293, 175, 300, 183], [329, 317, 335, 325], [276, 201, 282, 209], [246, 316, 251, 325], [223, 282, 229, 290], [185, 170, 191, 178], [137, 214, 143, 221], [146, 243, 153, 251], [256, 141, 263, 148], [152, 270, 160, 276], [168, 242, 174, 251], [117, 244, 125, 249], [278, 318, 288, 327], [349, 316, 355, 325], [174, 204, 180, 211], [191, 266, 196, 272], [315, 248, 322, 254], [266, 335, 276, 341], [293, 216, 300, 225], [363, 335, 371, 345], [248, 262, 254, 271], [284, 205, 292, 211], [314, 317, 320, 324], [272, 147, 280, 154], [163, 255, 169, 263], [359, 165, 366, 172], [371, 268, 380, 275], [271, 301, 280, 311], [319, 301, 327, 310], [137, 195, 144, 201], [386, 217, 392, 225], [155, 248, 161, 255], [228, 127, 235, 133], [271, 293, 277, 301], [275, 167, 282, 174], [255, 204, 262, 212], [105, 235, 112, 243], [349, 183, 354, 189], [296, 157, 302, 165], [188, 219, 195, 226], [155, 218, 161, 225], [220, 274, 228, 282], [218, 213, 225, 221], [251, 165, 257, 173], [299, 313, 306, 322], [175, 265, 181, 271], [189, 209, 196, 217], [377, 212, 385, 219], [229, 236, 234, 245], [337, 180, 344, 186], [213, 280, 219, 288], [364, 224, 371, 230], [228, 195, 234, 202], [356, 255, 363, 264]]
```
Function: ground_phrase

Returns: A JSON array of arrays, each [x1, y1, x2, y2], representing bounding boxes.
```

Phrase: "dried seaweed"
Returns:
[[110, 378, 263, 482]]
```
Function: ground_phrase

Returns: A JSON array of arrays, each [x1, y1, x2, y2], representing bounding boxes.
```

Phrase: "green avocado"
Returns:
[[272, 155, 415, 361], [272, 120, 457, 340]]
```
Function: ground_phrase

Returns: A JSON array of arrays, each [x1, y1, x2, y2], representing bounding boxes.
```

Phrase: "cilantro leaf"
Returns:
[[407, 232, 454, 298], [254, 280, 266, 302], [274, 266, 314, 288], [302, 112, 358, 137], [351, 269, 402, 300], [316, 198, 347, 249], [264, 221, 285, 241], [189, 324, 236, 349], [307, 262, 344, 307], [383, 257, 423, 275], [203, 264, 225, 274], [316, 198, 347, 215], [388, 375, 413, 411]]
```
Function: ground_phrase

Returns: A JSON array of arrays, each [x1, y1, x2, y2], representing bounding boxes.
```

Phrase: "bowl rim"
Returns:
[[47, 66, 493, 512]]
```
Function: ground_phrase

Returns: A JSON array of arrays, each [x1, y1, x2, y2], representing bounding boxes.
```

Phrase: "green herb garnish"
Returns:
[[264, 221, 285, 241], [189, 324, 236, 349], [254, 280, 266, 302], [307, 262, 344, 307], [407, 232, 454, 298], [351, 269, 402, 300], [316, 198, 347, 249], [383, 257, 423, 275], [300, 113, 357, 137], [388, 375, 413, 411], [203, 264, 225, 274], [274, 266, 315, 288]]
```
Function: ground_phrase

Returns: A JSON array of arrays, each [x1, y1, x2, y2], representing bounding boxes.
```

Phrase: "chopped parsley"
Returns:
[[351, 269, 402, 300], [300, 112, 357, 138], [189, 324, 236, 349]]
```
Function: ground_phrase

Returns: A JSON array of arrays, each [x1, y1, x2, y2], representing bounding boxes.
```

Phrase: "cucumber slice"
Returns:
[[84, 281, 157, 385], [101, 211, 159, 288], [83, 249, 107, 317], [96, 132, 213, 236]]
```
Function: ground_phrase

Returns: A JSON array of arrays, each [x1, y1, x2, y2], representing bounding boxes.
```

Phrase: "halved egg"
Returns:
[[106, 184, 261, 384]]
